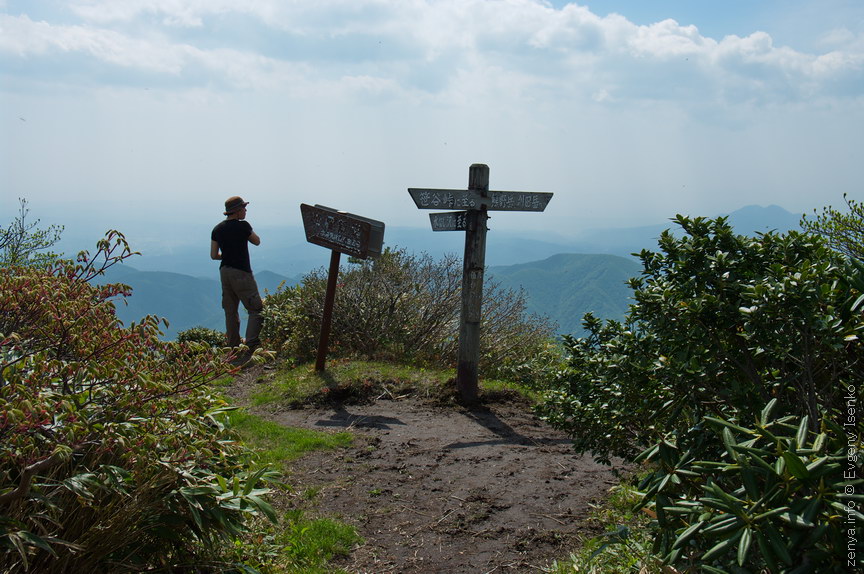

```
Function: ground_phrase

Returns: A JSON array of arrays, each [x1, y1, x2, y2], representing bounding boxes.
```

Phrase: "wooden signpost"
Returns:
[[300, 204, 385, 371], [408, 164, 552, 403]]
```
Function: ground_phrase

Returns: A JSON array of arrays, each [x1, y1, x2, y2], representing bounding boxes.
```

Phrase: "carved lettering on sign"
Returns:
[[300, 204, 384, 259], [487, 191, 552, 211], [430, 211, 469, 232], [409, 188, 551, 212], [409, 189, 479, 210]]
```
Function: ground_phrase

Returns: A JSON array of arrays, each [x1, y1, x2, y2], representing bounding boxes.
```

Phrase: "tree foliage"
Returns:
[[539, 216, 862, 462], [801, 193, 864, 261], [0, 199, 64, 268], [261, 247, 556, 380], [0, 232, 277, 573], [536, 215, 863, 571]]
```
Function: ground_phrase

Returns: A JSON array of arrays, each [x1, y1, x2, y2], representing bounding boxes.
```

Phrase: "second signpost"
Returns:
[[300, 204, 385, 371]]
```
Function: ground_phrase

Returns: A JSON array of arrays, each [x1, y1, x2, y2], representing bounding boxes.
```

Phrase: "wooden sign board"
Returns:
[[487, 190, 553, 212], [408, 188, 552, 212], [429, 211, 469, 232], [300, 204, 385, 259], [408, 189, 481, 210]]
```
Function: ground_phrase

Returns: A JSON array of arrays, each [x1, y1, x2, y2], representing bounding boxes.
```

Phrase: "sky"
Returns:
[[2, 0, 863, 257]]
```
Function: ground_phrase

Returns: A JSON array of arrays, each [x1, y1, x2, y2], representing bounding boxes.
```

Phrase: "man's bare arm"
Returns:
[[210, 240, 221, 260], [249, 231, 261, 246]]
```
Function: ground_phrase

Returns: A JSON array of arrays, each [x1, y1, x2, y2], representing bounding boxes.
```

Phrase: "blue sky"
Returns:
[[1, 0, 863, 257]]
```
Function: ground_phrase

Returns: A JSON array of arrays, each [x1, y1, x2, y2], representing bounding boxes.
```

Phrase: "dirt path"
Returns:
[[229, 370, 622, 573]]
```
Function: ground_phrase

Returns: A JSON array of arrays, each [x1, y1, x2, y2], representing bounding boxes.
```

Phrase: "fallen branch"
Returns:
[[0, 451, 66, 506]]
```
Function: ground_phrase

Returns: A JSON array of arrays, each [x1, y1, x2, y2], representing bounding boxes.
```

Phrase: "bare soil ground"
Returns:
[[228, 368, 623, 574]]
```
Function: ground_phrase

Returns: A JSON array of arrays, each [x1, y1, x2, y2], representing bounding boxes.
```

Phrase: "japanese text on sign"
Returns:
[[408, 188, 552, 212], [300, 204, 384, 259], [430, 211, 469, 232]]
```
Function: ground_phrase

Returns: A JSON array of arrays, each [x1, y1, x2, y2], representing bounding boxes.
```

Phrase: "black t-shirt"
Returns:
[[211, 219, 253, 272]]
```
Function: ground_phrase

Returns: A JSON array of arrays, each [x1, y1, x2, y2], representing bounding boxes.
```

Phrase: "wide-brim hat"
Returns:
[[224, 196, 249, 215]]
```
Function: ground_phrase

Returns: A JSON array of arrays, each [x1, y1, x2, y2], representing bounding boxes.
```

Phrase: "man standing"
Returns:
[[210, 196, 264, 355]]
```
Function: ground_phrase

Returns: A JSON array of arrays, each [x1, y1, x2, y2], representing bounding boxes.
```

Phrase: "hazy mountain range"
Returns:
[[94, 205, 802, 340], [489, 253, 641, 336], [95, 266, 293, 340]]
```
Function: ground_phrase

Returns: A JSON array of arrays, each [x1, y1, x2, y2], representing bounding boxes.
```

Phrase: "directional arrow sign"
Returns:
[[408, 188, 552, 212], [408, 189, 481, 210], [429, 211, 469, 232], [486, 190, 553, 212]]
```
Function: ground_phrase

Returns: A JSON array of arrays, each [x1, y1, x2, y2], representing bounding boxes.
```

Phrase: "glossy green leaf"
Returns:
[[763, 522, 794, 565], [702, 515, 741, 536], [778, 511, 814, 529], [795, 416, 809, 448], [781, 451, 810, 479], [760, 398, 778, 426], [705, 416, 754, 435], [702, 529, 743, 562], [737, 527, 753, 566], [738, 466, 759, 500], [673, 520, 706, 549], [722, 427, 738, 460], [246, 494, 278, 523], [755, 530, 778, 572]]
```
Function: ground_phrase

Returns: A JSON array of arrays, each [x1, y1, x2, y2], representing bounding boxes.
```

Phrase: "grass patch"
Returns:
[[249, 359, 543, 409], [228, 409, 352, 470], [480, 377, 543, 403], [249, 360, 455, 408], [544, 479, 667, 574], [218, 398, 359, 572], [281, 509, 362, 569], [224, 509, 362, 574]]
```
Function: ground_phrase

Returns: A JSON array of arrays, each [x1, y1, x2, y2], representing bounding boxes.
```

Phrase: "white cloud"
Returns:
[[627, 18, 713, 58], [0, 14, 187, 73], [2, 2, 858, 109], [69, 0, 232, 27], [1, 0, 862, 240], [2, 2, 862, 107]]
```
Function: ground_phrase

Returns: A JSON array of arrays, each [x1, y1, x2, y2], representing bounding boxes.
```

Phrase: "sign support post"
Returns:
[[408, 164, 552, 403], [456, 165, 489, 403], [316, 249, 342, 372]]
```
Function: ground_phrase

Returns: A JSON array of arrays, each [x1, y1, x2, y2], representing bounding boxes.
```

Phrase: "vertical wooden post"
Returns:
[[315, 249, 341, 371], [456, 164, 489, 403]]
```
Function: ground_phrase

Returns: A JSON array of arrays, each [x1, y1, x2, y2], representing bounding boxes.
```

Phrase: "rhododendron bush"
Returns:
[[0, 232, 276, 573]]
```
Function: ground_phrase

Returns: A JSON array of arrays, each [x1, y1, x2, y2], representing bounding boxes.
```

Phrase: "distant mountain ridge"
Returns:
[[96, 265, 294, 340], [89, 205, 802, 340], [73, 204, 802, 279], [489, 253, 640, 337]]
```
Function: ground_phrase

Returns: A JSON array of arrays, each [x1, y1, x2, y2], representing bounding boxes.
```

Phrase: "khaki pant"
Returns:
[[220, 266, 263, 349]]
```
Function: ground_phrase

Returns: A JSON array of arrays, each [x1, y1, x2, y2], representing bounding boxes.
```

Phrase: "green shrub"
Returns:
[[178, 325, 227, 347], [0, 232, 277, 573], [537, 216, 864, 463], [637, 400, 862, 572], [535, 215, 864, 572], [261, 247, 555, 380]]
